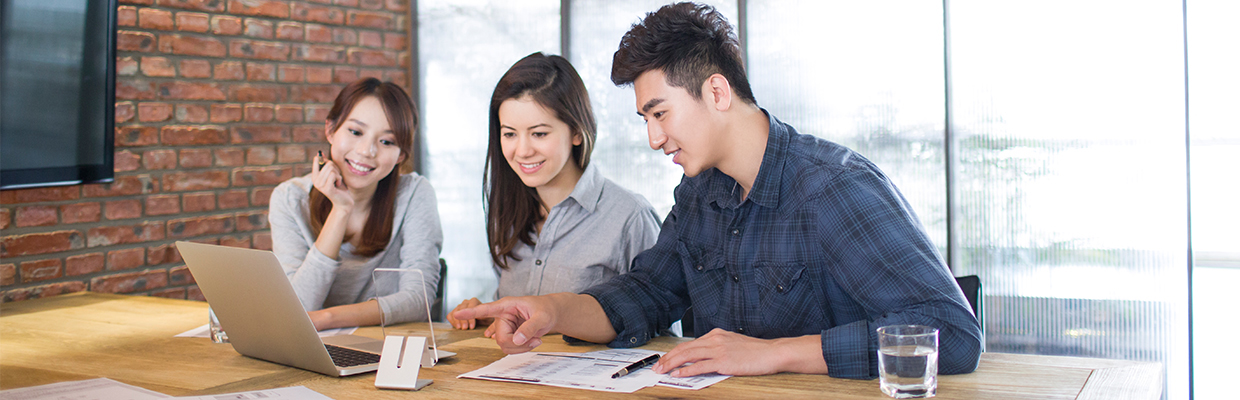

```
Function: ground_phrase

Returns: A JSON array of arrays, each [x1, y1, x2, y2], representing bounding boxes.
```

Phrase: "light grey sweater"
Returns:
[[268, 173, 443, 324]]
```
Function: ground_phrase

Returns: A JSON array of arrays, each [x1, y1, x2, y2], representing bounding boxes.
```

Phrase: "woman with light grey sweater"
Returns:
[[268, 78, 443, 330]]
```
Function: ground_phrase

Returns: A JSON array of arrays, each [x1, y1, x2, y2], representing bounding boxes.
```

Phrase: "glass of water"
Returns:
[[208, 306, 229, 343], [877, 325, 938, 398]]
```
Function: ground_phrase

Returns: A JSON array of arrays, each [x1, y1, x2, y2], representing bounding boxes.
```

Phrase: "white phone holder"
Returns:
[[371, 267, 441, 390]]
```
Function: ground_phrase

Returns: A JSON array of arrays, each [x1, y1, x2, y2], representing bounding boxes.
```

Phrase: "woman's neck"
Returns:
[[535, 162, 585, 212]]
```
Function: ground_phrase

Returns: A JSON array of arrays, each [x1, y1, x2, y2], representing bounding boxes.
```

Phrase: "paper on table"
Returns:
[[170, 386, 332, 400], [0, 377, 170, 400], [459, 348, 729, 393], [174, 324, 356, 338]]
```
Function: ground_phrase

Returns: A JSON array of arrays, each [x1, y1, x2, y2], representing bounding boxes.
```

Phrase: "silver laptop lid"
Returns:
[[175, 241, 346, 376]]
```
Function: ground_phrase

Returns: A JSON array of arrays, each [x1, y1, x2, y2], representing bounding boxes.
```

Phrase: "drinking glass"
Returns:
[[877, 325, 938, 398], [208, 306, 229, 343]]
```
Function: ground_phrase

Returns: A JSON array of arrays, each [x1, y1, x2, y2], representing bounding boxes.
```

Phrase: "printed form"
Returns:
[[459, 348, 728, 393]]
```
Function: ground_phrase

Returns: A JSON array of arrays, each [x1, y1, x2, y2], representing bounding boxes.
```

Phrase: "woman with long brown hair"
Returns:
[[447, 52, 661, 330], [269, 78, 443, 330]]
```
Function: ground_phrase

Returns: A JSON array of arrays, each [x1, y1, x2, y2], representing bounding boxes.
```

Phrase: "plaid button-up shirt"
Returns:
[[580, 111, 982, 379]]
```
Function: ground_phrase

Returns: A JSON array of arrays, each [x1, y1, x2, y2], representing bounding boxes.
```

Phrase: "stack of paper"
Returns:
[[459, 348, 728, 393]]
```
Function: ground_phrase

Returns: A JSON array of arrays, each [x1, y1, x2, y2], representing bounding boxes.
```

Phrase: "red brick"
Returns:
[[228, 84, 286, 102], [278, 64, 304, 83], [138, 102, 173, 122], [244, 18, 274, 39], [156, 0, 225, 12], [179, 148, 214, 168], [139, 8, 175, 30], [292, 2, 344, 24], [143, 149, 178, 170], [0, 263, 14, 286], [333, 66, 357, 83], [229, 0, 290, 18], [19, 259, 62, 283], [211, 15, 243, 35], [293, 125, 326, 142], [1, 231, 84, 257], [292, 44, 345, 63], [175, 104, 210, 123], [159, 81, 226, 100], [251, 187, 275, 206], [183, 192, 217, 212], [83, 175, 152, 197], [3, 281, 87, 302], [304, 105, 331, 122], [61, 203, 101, 224], [383, 32, 404, 50], [118, 30, 157, 52], [168, 215, 235, 238], [305, 23, 332, 43], [245, 62, 276, 81], [118, 6, 138, 27], [145, 194, 181, 216], [275, 105, 303, 123], [218, 190, 249, 209], [358, 68, 382, 80], [384, 0, 406, 12], [246, 146, 277, 165], [107, 247, 146, 271], [159, 34, 227, 58], [65, 253, 105, 276], [289, 85, 341, 103], [332, 28, 356, 45], [348, 48, 397, 66], [235, 211, 269, 231], [151, 287, 187, 299], [293, 163, 313, 177], [180, 59, 212, 78], [0, 209, 8, 230], [219, 235, 252, 248], [188, 285, 205, 301], [90, 270, 168, 294], [210, 103, 243, 122], [358, 31, 381, 48], [117, 56, 139, 76], [117, 80, 158, 100], [252, 232, 273, 250], [86, 222, 163, 247], [244, 104, 275, 122], [229, 39, 290, 61], [359, 0, 382, 10], [116, 102, 135, 123], [231, 125, 289, 143], [148, 243, 183, 264], [177, 12, 210, 32], [214, 61, 245, 80], [1, 186, 79, 204], [399, 51, 410, 69], [161, 125, 228, 145], [347, 10, 393, 29], [169, 265, 195, 285], [16, 206, 58, 227], [105, 199, 143, 220], [121, 0, 154, 4], [141, 56, 176, 77], [115, 150, 141, 172], [214, 148, 246, 166], [276, 21, 304, 41], [117, 126, 159, 147], [163, 170, 230, 192], [334, 0, 357, 7], [232, 166, 292, 186], [305, 65, 332, 84], [384, 69, 406, 87]]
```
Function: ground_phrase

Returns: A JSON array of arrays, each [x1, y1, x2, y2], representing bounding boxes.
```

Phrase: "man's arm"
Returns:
[[453, 292, 616, 353], [653, 329, 828, 377]]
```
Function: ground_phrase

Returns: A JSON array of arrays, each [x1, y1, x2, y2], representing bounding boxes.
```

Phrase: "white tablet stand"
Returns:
[[370, 267, 439, 390]]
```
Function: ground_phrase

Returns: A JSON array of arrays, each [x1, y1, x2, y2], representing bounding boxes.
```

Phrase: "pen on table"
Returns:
[[611, 354, 660, 379]]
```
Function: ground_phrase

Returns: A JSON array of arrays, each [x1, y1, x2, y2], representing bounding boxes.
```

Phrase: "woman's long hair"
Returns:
[[485, 53, 597, 269], [309, 78, 418, 257]]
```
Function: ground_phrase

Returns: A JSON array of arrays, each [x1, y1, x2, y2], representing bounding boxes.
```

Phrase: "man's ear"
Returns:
[[704, 73, 732, 112]]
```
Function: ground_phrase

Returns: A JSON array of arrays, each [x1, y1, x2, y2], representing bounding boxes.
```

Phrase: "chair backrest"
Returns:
[[954, 274, 984, 351], [430, 258, 447, 322]]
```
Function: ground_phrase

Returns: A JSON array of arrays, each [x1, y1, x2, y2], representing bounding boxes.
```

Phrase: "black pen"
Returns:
[[611, 353, 661, 379]]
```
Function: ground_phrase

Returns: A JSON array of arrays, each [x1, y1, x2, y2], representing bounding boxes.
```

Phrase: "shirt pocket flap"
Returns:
[[678, 241, 725, 318]]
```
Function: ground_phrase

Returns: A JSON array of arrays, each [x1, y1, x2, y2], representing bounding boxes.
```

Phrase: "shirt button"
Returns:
[[535, 259, 542, 266], [731, 228, 740, 236], [737, 327, 746, 334], [695, 265, 704, 271], [731, 274, 739, 283], [776, 284, 785, 293], [630, 337, 638, 344]]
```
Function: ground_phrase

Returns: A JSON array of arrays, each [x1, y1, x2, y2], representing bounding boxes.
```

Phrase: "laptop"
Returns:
[[176, 241, 454, 377]]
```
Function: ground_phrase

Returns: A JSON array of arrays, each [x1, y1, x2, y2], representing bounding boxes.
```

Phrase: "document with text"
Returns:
[[459, 348, 728, 393]]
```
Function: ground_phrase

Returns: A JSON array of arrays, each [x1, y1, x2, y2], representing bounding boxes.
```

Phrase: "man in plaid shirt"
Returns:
[[456, 2, 982, 379]]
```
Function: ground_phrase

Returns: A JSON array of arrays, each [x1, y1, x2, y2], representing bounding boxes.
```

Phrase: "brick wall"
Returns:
[[0, 0, 411, 302]]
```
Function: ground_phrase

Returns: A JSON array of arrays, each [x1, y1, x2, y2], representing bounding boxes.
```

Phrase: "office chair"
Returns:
[[954, 275, 985, 351], [431, 258, 447, 322]]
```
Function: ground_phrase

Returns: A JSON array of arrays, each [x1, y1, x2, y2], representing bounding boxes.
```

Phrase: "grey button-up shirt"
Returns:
[[495, 164, 661, 298]]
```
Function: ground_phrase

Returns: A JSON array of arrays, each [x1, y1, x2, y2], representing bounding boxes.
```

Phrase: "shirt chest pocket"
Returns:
[[677, 241, 726, 319], [754, 262, 826, 332]]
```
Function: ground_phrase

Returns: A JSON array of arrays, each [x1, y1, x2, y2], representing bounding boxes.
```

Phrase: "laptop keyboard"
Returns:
[[325, 344, 381, 368]]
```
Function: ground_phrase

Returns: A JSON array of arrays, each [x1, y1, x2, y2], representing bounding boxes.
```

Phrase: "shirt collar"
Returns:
[[565, 162, 604, 213], [705, 109, 787, 209]]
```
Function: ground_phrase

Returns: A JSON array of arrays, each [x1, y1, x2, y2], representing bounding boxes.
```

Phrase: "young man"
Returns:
[[456, 2, 982, 379]]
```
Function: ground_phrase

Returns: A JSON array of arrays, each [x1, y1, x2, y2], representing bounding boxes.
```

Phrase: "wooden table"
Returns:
[[0, 293, 1162, 399]]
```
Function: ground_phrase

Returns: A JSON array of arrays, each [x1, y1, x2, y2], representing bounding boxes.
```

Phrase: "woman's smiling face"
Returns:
[[326, 95, 404, 191]]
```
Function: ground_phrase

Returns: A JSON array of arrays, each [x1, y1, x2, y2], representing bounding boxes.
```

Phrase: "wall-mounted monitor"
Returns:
[[1, 0, 116, 190]]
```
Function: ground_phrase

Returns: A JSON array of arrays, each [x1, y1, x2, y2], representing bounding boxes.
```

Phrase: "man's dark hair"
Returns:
[[611, 2, 755, 105]]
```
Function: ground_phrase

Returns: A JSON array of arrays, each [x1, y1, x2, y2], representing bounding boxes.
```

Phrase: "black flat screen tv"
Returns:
[[1, 0, 116, 190]]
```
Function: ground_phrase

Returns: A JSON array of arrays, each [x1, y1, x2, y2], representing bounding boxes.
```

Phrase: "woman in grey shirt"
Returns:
[[448, 53, 661, 330], [269, 78, 443, 330]]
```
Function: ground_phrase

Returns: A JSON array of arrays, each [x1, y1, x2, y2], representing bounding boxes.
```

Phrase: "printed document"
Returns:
[[460, 348, 728, 393]]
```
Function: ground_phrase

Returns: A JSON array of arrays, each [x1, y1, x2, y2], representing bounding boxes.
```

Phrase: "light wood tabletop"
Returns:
[[0, 292, 1163, 399]]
